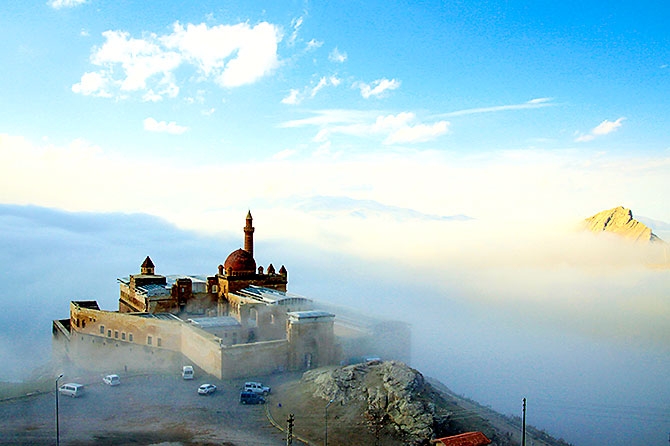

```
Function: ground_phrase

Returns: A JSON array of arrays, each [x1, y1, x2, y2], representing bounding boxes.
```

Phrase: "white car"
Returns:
[[103, 374, 120, 386], [244, 381, 270, 395], [197, 384, 217, 395], [58, 383, 84, 398], [182, 366, 194, 380]]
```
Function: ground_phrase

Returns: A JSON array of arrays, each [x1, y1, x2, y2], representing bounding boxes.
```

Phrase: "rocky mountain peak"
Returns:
[[583, 206, 662, 243]]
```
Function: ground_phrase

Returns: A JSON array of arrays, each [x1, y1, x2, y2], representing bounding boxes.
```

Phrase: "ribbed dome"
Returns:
[[223, 249, 256, 275]]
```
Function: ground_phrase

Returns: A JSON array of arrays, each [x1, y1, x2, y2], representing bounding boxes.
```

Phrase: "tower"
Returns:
[[141, 256, 155, 275], [244, 210, 254, 257]]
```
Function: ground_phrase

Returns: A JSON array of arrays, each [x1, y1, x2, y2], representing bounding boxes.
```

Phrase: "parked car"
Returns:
[[244, 381, 270, 395], [239, 391, 265, 404], [103, 374, 120, 386], [182, 365, 194, 380], [58, 383, 84, 398], [197, 384, 217, 395]]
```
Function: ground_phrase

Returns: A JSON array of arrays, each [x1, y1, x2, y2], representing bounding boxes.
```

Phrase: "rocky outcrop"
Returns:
[[302, 360, 476, 445], [583, 206, 662, 243], [277, 361, 569, 446]]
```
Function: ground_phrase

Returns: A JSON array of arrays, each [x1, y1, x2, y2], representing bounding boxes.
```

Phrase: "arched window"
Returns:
[[249, 308, 258, 327]]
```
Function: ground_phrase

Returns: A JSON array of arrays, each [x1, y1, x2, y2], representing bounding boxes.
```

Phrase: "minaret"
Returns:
[[244, 210, 254, 257]]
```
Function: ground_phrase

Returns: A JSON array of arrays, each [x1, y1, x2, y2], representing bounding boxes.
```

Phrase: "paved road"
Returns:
[[0, 372, 292, 445]]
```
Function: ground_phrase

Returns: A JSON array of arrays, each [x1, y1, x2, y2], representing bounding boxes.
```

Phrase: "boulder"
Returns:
[[302, 360, 452, 445]]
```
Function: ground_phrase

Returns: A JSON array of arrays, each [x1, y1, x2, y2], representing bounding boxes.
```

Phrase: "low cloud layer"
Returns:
[[1, 204, 667, 446], [2, 133, 670, 242], [2, 203, 666, 381]]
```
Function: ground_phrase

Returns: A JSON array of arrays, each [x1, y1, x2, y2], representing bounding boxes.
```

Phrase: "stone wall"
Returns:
[[220, 340, 289, 379], [61, 302, 342, 380], [180, 323, 223, 378], [70, 302, 183, 352]]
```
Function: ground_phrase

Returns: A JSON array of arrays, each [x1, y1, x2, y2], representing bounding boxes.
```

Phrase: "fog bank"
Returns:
[[0, 204, 667, 446]]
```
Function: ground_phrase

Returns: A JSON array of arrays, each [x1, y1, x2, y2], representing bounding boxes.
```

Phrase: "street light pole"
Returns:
[[521, 397, 527, 446], [324, 399, 334, 446], [56, 373, 63, 446]]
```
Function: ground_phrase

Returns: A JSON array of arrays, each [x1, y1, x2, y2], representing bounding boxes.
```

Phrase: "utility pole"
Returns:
[[55, 373, 63, 446], [324, 399, 334, 446], [286, 414, 294, 445], [522, 398, 527, 446]]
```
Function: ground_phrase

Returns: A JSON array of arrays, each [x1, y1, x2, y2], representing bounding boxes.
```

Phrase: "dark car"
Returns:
[[239, 391, 265, 404]]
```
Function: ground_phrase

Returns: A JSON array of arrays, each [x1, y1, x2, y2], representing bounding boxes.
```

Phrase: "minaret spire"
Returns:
[[244, 210, 254, 257]]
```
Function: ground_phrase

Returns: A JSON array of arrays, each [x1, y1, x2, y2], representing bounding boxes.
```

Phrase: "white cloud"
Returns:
[[305, 111, 449, 145], [310, 76, 340, 97], [306, 39, 323, 51], [384, 121, 450, 144], [374, 112, 449, 144], [282, 76, 342, 105], [310, 77, 329, 97], [439, 98, 556, 117], [48, 0, 87, 9], [592, 117, 626, 135], [329, 47, 347, 63], [575, 117, 626, 142], [280, 109, 373, 128], [83, 29, 182, 95], [281, 89, 301, 105], [73, 21, 281, 99], [142, 90, 163, 102], [71, 71, 114, 97], [288, 16, 303, 46], [355, 78, 401, 99], [164, 21, 281, 87], [143, 117, 189, 135], [575, 134, 596, 142]]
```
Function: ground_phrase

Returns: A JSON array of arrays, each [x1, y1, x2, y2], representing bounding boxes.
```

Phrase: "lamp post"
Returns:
[[55, 373, 63, 446], [521, 397, 526, 446], [324, 398, 334, 446]]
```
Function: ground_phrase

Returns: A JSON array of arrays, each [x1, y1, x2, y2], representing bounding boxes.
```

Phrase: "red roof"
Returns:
[[224, 248, 256, 274], [432, 431, 492, 446]]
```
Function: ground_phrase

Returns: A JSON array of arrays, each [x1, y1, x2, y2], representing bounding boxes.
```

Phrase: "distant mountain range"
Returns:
[[294, 195, 474, 222], [583, 206, 664, 243]]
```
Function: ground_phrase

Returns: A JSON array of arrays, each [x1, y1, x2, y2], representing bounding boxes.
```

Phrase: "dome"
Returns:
[[223, 249, 256, 275]]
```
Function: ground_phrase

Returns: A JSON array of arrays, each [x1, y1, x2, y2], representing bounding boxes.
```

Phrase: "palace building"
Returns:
[[52, 212, 410, 379]]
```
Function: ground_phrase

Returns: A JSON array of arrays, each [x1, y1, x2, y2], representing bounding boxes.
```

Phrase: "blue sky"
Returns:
[[1, 0, 670, 255], [1, 0, 669, 239]]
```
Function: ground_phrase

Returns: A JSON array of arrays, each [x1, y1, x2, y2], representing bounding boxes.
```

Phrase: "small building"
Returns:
[[431, 431, 492, 446]]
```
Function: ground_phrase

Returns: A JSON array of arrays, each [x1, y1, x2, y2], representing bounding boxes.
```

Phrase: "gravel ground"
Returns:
[[0, 371, 296, 445]]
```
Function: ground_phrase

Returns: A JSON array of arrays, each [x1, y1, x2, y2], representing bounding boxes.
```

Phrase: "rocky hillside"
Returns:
[[583, 206, 662, 243], [270, 360, 572, 446]]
